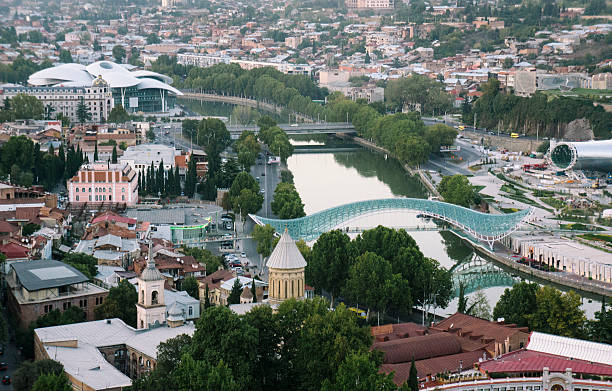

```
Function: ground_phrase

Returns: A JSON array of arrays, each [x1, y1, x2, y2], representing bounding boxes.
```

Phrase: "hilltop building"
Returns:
[[266, 229, 308, 304]]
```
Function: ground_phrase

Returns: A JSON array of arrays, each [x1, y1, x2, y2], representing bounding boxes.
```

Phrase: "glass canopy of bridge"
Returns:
[[250, 198, 532, 248]]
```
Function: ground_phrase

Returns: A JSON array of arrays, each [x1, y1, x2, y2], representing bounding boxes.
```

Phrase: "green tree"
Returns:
[[234, 188, 264, 222], [503, 57, 514, 69], [306, 230, 353, 308], [408, 357, 418, 391], [270, 182, 305, 219], [146, 129, 156, 141], [527, 286, 586, 338], [204, 284, 211, 309], [12, 93, 44, 120], [108, 105, 130, 123], [438, 174, 474, 207], [184, 157, 197, 197], [252, 224, 276, 259], [234, 131, 260, 170], [61, 252, 97, 279], [457, 282, 468, 314], [76, 97, 92, 123], [13, 359, 65, 391], [21, 222, 40, 236], [59, 49, 73, 63], [251, 278, 257, 303], [111, 145, 118, 163], [182, 276, 200, 300], [196, 118, 231, 175], [586, 300, 612, 344], [94, 279, 138, 327], [228, 278, 243, 305], [257, 115, 277, 131], [146, 33, 161, 45], [93, 142, 99, 161], [231, 105, 260, 125], [321, 351, 397, 391], [493, 282, 539, 326], [112, 44, 126, 62], [345, 252, 410, 324], [537, 140, 550, 154], [31, 372, 71, 391]]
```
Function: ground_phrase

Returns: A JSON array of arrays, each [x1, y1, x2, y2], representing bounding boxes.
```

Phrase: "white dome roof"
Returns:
[[27, 60, 180, 96], [131, 70, 173, 84], [28, 63, 93, 86], [101, 71, 140, 88], [86, 61, 131, 76], [136, 78, 183, 95], [266, 229, 307, 270]]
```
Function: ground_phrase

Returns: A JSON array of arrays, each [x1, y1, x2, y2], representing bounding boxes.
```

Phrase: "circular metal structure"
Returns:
[[549, 140, 612, 172]]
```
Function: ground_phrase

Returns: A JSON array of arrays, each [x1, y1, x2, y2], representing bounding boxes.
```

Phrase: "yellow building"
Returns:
[[266, 229, 307, 304]]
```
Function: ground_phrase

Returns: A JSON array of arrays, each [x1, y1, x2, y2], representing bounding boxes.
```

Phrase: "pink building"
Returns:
[[68, 162, 139, 206]]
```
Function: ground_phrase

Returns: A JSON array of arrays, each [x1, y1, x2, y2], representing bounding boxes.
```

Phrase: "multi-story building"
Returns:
[[176, 53, 312, 76], [119, 144, 180, 175], [67, 162, 139, 206], [7, 259, 109, 327], [0, 77, 112, 124]]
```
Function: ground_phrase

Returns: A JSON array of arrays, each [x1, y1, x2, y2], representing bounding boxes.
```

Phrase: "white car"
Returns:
[[260, 188, 265, 194], [240, 252, 247, 258]]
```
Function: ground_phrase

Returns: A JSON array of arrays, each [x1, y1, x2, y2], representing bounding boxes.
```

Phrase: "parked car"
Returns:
[[1, 375, 9, 385], [0, 363, 7, 371], [240, 252, 247, 258]]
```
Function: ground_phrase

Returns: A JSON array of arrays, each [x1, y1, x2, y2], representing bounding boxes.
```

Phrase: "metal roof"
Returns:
[[527, 332, 612, 366], [266, 229, 307, 269], [11, 259, 88, 291]]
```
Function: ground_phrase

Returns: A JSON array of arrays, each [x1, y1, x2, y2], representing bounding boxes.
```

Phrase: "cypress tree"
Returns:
[[93, 143, 98, 161], [111, 145, 117, 163], [408, 357, 418, 391], [204, 284, 211, 309], [157, 160, 164, 195], [58, 144, 65, 176], [174, 166, 181, 195], [251, 279, 257, 303], [167, 166, 174, 197]]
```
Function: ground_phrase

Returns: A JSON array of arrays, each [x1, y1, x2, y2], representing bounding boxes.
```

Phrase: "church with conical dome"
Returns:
[[266, 229, 307, 305]]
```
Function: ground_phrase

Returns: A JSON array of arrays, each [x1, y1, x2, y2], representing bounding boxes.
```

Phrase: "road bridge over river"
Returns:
[[226, 122, 357, 138]]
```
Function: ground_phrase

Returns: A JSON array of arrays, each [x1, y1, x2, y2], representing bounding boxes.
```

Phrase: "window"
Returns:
[[109, 196, 111, 201], [152, 291, 159, 305], [79, 299, 87, 307], [122, 195, 125, 201], [63, 302, 71, 310], [108, 187, 111, 192], [122, 188, 125, 192], [89, 195, 92, 201], [188, 306, 193, 316], [82, 187, 86, 192], [76, 195, 79, 201], [76, 188, 79, 192], [44, 304, 53, 313]]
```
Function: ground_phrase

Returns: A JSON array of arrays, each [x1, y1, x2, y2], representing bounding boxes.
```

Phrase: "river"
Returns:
[[178, 98, 602, 320], [287, 138, 602, 319]]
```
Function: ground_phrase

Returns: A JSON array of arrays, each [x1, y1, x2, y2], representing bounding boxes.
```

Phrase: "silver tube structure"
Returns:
[[549, 140, 612, 171]]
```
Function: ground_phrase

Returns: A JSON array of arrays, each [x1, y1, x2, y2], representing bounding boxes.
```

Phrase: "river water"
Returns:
[[287, 139, 602, 319], [180, 98, 602, 320]]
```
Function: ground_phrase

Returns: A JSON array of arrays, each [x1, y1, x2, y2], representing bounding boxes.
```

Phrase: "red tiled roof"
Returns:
[[91, 211, 136, 225], [432, 313, 525, 344], [0, 242, 29, 259], [382, 349, 490, 385], [373, 333, 461, 364], [0, 221, 19, 233], [479, 349, 612, 377]]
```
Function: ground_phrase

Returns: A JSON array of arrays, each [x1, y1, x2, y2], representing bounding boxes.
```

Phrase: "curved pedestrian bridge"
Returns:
[[250, 198, 532, 247]]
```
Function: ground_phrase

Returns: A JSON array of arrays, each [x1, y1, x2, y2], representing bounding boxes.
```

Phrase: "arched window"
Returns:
[[291, 280, 294, 297], [152, 290, 158, 305], [140, 290, 144, 303]]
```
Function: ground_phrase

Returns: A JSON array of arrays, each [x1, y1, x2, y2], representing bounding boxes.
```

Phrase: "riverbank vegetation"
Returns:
[[307, 226, 453, 323], [463, 79, 612, 139], [493, 282, 611, 344], [271, 182, 306, 219]]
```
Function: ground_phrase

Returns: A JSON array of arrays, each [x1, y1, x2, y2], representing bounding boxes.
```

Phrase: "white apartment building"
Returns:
[[0, 79, 112, 124], [176, 53, 312, 76]]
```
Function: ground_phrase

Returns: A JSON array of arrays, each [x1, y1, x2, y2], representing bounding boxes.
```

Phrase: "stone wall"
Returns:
[[462, 131, 544, 153]]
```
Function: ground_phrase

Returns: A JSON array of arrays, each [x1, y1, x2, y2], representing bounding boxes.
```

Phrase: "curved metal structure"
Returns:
[[452, 256, 518, 296], [250, 198, 532, 248], [549, 140, 612, 172]]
